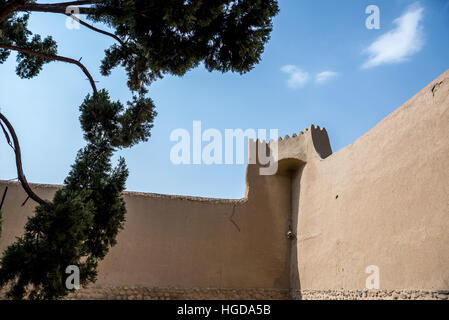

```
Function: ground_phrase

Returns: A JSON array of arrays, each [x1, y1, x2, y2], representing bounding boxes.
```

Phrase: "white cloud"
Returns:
[[281, 66, 340, 89], [280, 65, 310, 89], [315, 71, 339, 84], [362, 4, 424, 69]]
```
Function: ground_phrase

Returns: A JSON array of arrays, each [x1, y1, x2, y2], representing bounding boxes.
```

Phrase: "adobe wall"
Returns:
[[291, 69, 449, 296], [0, 69, 448, 300], [0, 153, 294, 299]]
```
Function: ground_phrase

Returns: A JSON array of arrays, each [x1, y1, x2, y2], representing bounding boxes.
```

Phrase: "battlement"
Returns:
[[248, 124, 333, 173], [276, 124, 332, 162]]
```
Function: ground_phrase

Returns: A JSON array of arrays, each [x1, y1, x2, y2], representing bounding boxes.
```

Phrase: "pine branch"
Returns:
[[66, 14, 125, 46], [0, 43, 98, 108], [0, 113, 46, 206], [18, 1, 96, 15]]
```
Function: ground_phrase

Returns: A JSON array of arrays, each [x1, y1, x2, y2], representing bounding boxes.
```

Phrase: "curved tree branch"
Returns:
[[38, 1, 95, 6], [7, 1, 123, 46], [0, 1, 95, 23], [0, 2, 119, 206], [0, 113, 46, 206], [66, 14, 125, 46], [0, 43, 98, 109], [0, 19, 102, 207], [0, 120, 13, 148], [18, 2, 95, 15]]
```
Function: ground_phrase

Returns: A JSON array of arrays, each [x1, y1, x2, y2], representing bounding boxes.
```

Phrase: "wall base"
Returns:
[[1, 286, 448, 300], [292, 289, 449, 300], [66, 286, 289, 300]]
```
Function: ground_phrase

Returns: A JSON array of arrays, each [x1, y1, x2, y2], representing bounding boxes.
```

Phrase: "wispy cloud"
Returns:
[[281, 66, 339, 89], [315, 71, 339, 84], [362, 3, 424, 69], [280, 65, 310, 89]]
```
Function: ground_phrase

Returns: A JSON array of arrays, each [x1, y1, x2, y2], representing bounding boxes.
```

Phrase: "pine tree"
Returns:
[[0, 0, 279, 299]]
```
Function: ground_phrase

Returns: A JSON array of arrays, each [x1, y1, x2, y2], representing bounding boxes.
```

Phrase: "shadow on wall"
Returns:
[[277, 158, 305, 299]]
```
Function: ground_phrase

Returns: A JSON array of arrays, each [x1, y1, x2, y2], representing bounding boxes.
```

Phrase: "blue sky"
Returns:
[[1, 0, 448, 199]]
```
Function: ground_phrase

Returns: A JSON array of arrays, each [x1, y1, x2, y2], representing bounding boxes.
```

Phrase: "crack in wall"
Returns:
[[431, 80, 444, 97], [228, 204, 241, 232]]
